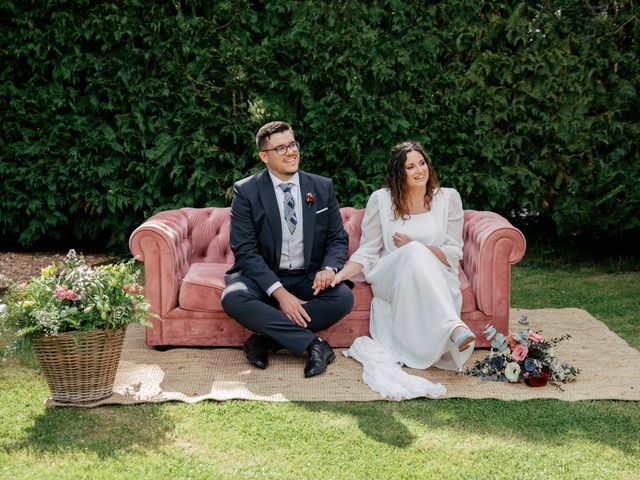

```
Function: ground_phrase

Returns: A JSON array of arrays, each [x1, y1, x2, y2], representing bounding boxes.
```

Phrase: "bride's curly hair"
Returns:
[[383, 141, 440, 220]]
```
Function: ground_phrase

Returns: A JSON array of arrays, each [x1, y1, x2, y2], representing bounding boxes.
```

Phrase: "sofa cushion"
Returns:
[[351, 281, 373, 312], [179, 263, 229, 312]]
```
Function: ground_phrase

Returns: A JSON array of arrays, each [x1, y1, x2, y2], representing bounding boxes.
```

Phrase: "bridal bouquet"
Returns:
[[467, 316, 580, 389]]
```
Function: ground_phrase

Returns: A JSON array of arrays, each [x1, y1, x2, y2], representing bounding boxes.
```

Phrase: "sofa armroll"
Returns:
[[129, 210, 194, 317], [462, 210, 526, 317]]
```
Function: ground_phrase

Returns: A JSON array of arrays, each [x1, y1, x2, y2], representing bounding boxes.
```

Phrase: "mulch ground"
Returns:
[[0, 251, 112, 290]]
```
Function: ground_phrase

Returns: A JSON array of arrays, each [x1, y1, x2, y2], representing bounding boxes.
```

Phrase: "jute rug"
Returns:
[[46, 308, 640, 407]]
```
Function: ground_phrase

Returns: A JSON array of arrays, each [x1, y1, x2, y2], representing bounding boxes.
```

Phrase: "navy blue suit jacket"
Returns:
[[226, 169, 350, 293]]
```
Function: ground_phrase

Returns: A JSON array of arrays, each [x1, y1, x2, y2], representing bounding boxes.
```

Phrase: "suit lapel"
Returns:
[[257, 170, 282, 264], [300, 172, 316, 269]]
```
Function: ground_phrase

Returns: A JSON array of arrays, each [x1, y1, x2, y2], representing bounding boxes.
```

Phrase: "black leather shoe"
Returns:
[[242, 334, 269, 369], [304, 338, 336, 378]]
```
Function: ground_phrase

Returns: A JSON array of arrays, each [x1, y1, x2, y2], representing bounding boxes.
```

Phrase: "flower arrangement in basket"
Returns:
[[0, 250, 152, 343], [0, 250, 154, 403], [466, 316, 580, 389]]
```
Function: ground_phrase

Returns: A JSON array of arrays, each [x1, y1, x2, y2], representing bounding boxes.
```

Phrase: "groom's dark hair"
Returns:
[[256, 121, 293, 150]]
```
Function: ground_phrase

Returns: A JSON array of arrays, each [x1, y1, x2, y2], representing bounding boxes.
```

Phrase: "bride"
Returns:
[[329, 141, 475, 399]]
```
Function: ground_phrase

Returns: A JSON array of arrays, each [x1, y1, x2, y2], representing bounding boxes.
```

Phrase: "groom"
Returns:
[[221, 121, 354, 377]]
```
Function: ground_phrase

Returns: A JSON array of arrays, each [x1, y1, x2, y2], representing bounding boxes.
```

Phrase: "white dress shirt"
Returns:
[[266, 172, 305, 295]]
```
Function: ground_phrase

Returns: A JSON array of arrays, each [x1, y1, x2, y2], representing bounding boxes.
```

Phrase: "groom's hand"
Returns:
[[272, 287, 311, 327], [312, 268, 336, 296]]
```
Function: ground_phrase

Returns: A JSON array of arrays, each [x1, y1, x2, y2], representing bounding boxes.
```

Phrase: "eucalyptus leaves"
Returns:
[[467, 316, 580, 389]]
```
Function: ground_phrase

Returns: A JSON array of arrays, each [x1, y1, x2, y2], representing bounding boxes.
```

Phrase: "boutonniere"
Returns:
[[306, 192, 315, 208]]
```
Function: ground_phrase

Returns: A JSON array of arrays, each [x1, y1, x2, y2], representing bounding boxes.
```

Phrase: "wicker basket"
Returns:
[[32, 327, 127, 404]]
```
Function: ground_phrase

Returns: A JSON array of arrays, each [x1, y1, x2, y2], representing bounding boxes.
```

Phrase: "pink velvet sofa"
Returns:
[[129, 207, 526, 348]]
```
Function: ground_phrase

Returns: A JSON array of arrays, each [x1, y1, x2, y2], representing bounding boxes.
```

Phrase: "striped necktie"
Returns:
[[279, 182, 297, 235]]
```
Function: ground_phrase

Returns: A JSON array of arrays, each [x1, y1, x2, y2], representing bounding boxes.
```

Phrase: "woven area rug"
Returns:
[[46, 308, 640, 407]]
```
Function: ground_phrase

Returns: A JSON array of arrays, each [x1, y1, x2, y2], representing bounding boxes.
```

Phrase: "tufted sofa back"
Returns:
[[339, 207, 366, 257], [173, 207, 367, 265], [176, 208, 234, 265], [131, 207, 232, 292]]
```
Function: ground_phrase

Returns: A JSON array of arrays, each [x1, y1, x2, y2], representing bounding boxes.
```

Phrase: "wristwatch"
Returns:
[[324, 266, 338, 274]]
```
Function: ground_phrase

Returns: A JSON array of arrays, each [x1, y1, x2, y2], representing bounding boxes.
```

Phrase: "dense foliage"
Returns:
[[1, 1, 638, 251]]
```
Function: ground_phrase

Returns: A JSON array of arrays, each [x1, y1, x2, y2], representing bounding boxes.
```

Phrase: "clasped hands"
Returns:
[[314, 232, 415, 295], [328, 233, 416, 291], [274, 232, 438, 327]]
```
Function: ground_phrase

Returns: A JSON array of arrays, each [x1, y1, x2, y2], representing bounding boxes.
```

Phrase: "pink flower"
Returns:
[[528, 330, 544, 343], [53, 285, 79, 301], [54, 285, 68, 300], [126, 283, 142, 294], [511, 344, 529, 361]]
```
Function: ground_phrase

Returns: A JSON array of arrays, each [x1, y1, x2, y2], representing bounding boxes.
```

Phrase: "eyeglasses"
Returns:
[[261, 141, 300, 155]]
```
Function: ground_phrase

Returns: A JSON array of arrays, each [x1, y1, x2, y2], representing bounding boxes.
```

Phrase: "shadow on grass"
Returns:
[[300, 401, 417, 448], [1, 357, 176, 458], [20, 403, 174, 458], [299, 399, 640, 454]]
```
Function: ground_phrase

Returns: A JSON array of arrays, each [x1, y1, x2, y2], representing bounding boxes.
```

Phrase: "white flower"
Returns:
[[504, 362, 521, 382], [0, 304, 6, 314]]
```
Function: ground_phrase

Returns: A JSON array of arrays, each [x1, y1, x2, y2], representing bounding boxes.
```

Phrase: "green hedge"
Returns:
[[1, 1, 638, 251]]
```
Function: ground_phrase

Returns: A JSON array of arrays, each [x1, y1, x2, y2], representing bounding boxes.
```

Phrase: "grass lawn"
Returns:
[[1, 260, 639, 479]]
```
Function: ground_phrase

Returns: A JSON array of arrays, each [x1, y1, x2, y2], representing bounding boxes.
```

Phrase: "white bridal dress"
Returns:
[[344, 187, 474, 400]]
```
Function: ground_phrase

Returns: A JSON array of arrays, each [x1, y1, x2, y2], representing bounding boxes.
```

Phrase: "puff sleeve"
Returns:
[[348, 190, 385, 278], [439, 188, 464, 271]]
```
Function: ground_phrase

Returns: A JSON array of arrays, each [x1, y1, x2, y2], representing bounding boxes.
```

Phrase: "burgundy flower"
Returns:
[[306, 192, 315, 207], [525, 367, 549, 387]]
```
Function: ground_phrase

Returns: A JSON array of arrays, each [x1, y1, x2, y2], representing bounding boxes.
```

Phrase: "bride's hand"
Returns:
[[330, 271, 344, 288], [393, 232, 412, 248]]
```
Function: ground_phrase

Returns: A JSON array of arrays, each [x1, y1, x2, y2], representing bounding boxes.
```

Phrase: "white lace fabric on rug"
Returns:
[[344, 336, 447, 401]]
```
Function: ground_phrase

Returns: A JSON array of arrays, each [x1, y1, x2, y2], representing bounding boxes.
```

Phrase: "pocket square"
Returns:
[[316, 207, 328, 214]]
